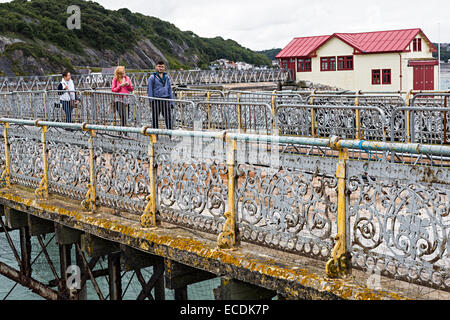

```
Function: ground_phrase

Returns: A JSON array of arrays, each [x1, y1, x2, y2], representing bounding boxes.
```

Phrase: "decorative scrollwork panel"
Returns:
[[411, 109, 450, 145], [155, 136, 228, 234], [277, 106, 312, 137], [9, 125, 43, 188], [12, 92, 47, 120], [195, 102, 273, 134], [277, 105, 386, 141], [348, 161, 449, 291], [46, 128, 90, 200], [236, 160, 338, 260], [94, 135, 150, 214], [0, 93, 15, 118]]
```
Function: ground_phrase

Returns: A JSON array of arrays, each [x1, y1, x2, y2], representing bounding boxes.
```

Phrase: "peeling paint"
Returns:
[[0, 187, 410, 301]]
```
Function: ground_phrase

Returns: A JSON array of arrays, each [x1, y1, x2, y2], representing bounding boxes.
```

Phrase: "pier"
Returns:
[[0, 84, 448, 300]]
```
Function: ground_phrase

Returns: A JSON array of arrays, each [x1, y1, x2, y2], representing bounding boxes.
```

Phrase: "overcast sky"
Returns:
[[1, 0, 449, 50]]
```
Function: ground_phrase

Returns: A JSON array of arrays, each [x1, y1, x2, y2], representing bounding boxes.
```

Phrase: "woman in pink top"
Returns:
[[112, 66, 134, 126]]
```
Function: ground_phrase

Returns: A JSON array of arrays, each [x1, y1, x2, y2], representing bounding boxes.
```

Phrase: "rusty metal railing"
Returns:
[[0, 117, 448, 297]]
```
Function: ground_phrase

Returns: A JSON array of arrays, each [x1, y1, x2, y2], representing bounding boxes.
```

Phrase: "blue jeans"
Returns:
[[61, 100, 72, 123], [151, 99, 173, 129]]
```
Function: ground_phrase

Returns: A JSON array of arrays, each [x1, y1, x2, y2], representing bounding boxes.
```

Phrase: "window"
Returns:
[[321, 57, 336, 71], [281, 59, 289, 69], [337, 56, 354, 70], [412, 38, 422, 52], [372, 69, 381, 85], [382, 69, 391, 84], [372, 69, 391, 85], [298, 58, 312, 72]]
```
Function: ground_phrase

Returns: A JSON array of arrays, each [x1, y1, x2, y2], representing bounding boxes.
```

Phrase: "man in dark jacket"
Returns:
[[147, 61, 174, 129]]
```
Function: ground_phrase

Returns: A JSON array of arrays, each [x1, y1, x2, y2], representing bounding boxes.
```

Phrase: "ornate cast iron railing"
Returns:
[[0, 69, 292, 92], [0, 118, 448, 295], [0, 90, 449, 157]]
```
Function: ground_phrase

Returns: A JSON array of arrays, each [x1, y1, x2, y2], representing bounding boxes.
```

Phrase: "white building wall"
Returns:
[[354, 53, 401, 91], [296, 37, 356, 90], [294, 33, 438, 92]]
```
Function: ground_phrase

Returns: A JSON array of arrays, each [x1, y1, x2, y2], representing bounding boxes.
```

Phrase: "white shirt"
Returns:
[[60, 78, 75, 101]]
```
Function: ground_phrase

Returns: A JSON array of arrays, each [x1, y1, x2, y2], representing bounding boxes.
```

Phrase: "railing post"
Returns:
[[81, 125, 96, 212], [406, 90, 413, 143], [35, 121, 49, 200], [272, 90, 277, 134], [43, 91, 47, 120], [0, 122, 11, 188], [88, 91, 96, 124], [218, 136, 238, 249], [355, 91, 361, 140], [206, 91, 212, 130], [236, 93, 242, 132], [28, 92, 33, 118], [443, 96, 448, 145], [178, 91, 186, 129], [326, 137, 351, 278], [141, 128, 158, 228], [310, 90, 317, 137]]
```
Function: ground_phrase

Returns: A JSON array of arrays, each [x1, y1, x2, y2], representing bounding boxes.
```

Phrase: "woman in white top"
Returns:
[[57, 71, 76, 123]]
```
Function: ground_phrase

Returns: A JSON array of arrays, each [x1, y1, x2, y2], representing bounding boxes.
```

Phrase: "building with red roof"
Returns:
[[277, 28, 438, 91]]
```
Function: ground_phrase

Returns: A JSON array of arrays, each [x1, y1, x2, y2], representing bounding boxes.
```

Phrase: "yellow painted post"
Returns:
[[272, 90, 277, 134], [141, 129, 158, 228], [81, 127, 97, 212], [310, 90, 317, 137], [406, 90, 412, 143], [326, 137, 350, 278], [236, 93, 242, 132], [218, 137, 237, 249], [0, 122, 11, 188], [35, 122, 49, 200]]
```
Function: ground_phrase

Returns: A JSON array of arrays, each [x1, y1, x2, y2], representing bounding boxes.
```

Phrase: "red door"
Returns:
[[288, 58, 296, 81], [280, 58, 296, 81], [414, 65, 434, 90]]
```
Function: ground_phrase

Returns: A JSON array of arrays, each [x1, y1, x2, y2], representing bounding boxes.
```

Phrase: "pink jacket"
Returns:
[[112, 76, 134, 94]]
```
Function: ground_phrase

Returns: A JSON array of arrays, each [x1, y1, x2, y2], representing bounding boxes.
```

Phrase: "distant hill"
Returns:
[[257, 48, 282, 61], [432, 43, 450, 62], [0, 0, 272, 76]]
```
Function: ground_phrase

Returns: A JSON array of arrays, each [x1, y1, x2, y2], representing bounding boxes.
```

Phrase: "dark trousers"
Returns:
[[151, 100, 173, 129], [61, 100, 73, 123], [115, 101, 128, 127]]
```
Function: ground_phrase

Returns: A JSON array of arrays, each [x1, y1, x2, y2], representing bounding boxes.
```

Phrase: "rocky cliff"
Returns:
[[0, 0, 271, 76]]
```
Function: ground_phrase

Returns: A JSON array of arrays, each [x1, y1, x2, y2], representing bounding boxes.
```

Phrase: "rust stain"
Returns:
[[0, 188, 410, 301]]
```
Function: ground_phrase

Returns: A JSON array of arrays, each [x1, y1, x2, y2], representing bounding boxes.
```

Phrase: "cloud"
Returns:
[[0, 0, 449, 49]]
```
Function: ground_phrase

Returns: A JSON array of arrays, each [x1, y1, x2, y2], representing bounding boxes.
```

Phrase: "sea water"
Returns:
[[0, 231, 219, 300]]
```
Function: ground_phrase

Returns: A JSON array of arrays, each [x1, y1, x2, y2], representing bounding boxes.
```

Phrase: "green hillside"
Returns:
[[257, 48, 282, 61], [0, 0, 272, 75]]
